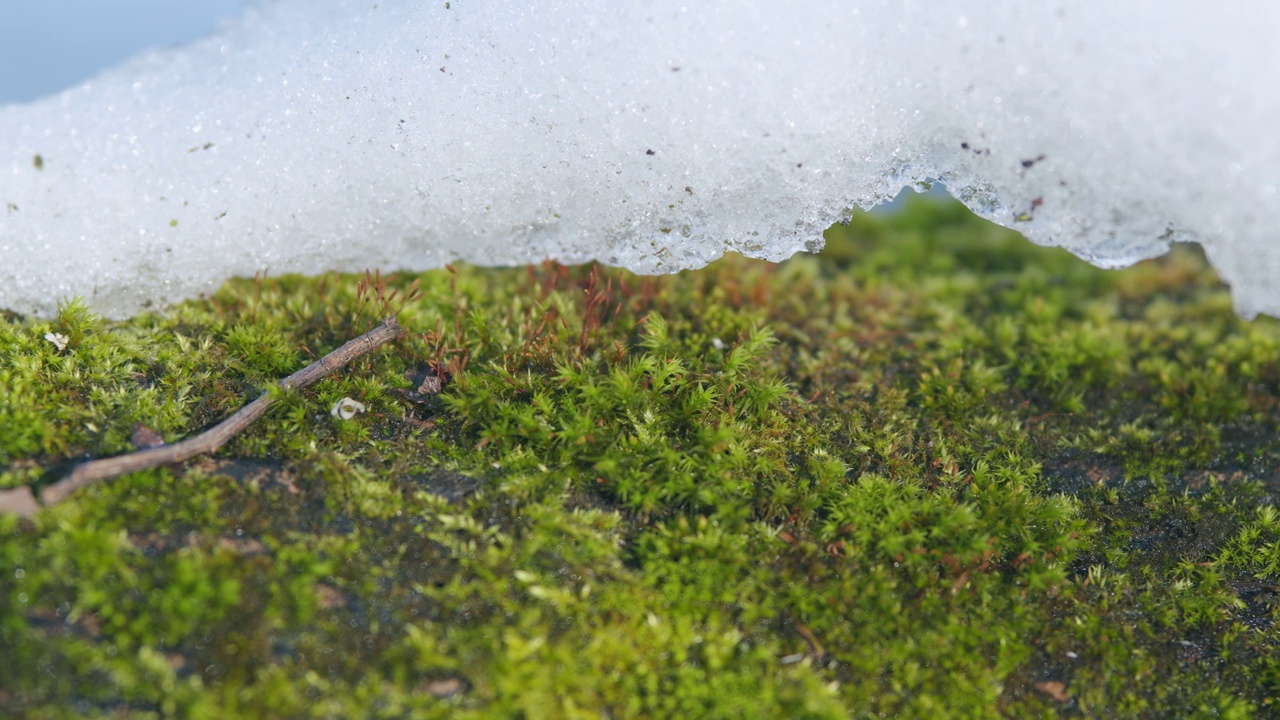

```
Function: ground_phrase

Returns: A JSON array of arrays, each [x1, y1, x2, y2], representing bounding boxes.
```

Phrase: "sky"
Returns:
[[0, 0, 245, 104]]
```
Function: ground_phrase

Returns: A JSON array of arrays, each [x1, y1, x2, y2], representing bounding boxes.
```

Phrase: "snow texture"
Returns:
[[1, 1, 1277, 319]]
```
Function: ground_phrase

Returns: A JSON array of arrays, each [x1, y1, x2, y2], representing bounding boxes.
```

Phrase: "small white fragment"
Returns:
[[43, 332, 68, 351], [1065, 651, 1079, 659], [329, 397, 366, 420], [711, 338, 726, 351]]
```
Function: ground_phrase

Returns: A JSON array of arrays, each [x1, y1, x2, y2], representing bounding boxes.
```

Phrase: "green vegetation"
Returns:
[[2, 197, 1279, 717]]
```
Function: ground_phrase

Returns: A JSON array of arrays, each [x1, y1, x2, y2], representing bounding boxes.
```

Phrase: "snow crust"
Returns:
[[1, 1, 1277, 319]]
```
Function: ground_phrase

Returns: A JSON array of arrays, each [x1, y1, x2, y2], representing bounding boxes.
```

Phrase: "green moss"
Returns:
[[2, 197, 1280, 717]]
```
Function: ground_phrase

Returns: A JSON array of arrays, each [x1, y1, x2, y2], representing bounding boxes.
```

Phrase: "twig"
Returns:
[[3, 317, 402, 515]]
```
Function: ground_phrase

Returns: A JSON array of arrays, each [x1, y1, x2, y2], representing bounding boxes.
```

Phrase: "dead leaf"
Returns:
[[1035, 680, 1071, 703], [131, 423, 166, 450], [425, 677, 466, 699], [418, 373, 444, 395], [315, 583, 348, 609], [403, 366, 447, 403], [216, 536, 267, 555]]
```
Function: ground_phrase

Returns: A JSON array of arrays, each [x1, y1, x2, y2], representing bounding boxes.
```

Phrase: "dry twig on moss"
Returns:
[[0, 317, 403, 517]]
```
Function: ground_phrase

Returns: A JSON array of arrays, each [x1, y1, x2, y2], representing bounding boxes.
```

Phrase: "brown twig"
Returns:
[[2, 317, 402, 516]]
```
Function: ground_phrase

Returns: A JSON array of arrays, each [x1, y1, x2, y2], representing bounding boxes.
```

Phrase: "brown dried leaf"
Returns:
[[418, 373, 444, 395], [216, 537, 267, 555], [425, 677, 466, 699], [131, 423, 166, 450], [315, 583, 348, 610], [1035, 680, 1071, 703]]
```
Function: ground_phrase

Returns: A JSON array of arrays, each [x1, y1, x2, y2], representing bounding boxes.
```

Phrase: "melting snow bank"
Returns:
[[1, 1, 1277, 319]]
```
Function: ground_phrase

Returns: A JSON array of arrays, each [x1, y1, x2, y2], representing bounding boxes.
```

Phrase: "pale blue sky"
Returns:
[[0, 0, 245, 104]]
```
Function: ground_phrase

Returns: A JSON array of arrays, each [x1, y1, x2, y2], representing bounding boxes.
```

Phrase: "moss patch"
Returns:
[[2, 198, 1279, 717]]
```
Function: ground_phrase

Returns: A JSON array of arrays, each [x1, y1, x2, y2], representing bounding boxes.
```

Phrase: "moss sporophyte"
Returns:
[[2, 198, 1280, 717]]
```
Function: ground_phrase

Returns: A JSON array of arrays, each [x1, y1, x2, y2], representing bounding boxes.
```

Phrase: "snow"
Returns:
[[1, 1, 1277, 319]]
